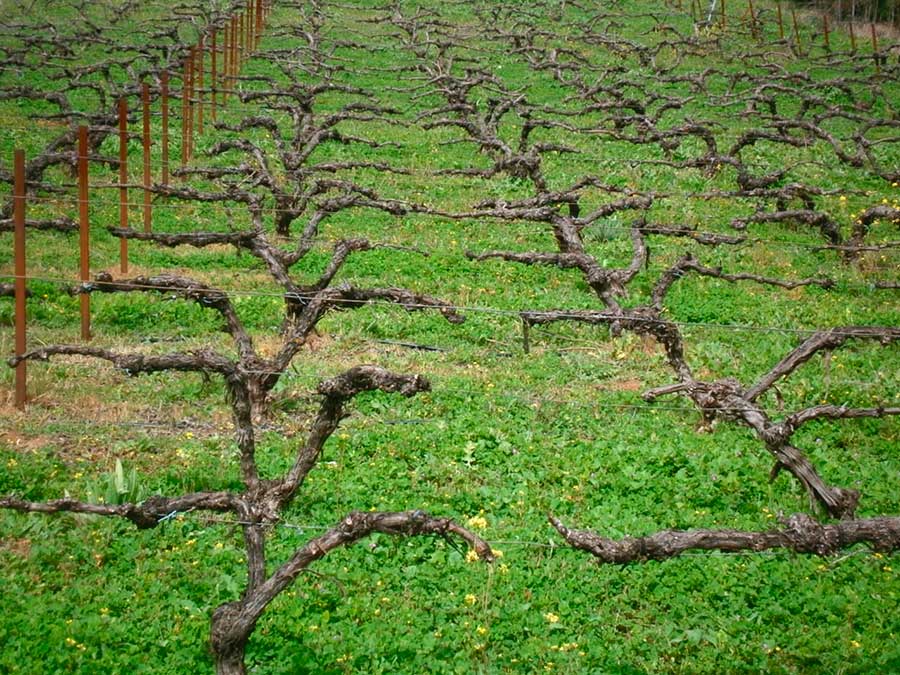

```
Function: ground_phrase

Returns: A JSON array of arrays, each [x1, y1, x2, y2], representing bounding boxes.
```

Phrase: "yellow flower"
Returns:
[[464, 593, 477, 606], [100, 607, 110, 616], [851, 640, 861, 648], [465, 549, 480, 563], [839, 195, 847, 201], [476, 625, 488, 636], [65, 637, 77, 646], [544, 612, 560, 624], [467, 515, 488, 530], [491, 548, 504, 558]]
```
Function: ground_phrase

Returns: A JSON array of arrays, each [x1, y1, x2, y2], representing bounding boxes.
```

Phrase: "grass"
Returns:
[[1, 0, 899, 673]]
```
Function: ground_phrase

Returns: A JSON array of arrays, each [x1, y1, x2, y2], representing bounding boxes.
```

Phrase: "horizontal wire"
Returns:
[[1, 271, 895, 323], [4, 320, 891, 394], [152, 512, 892, 559], [4, 193, 897, 256]]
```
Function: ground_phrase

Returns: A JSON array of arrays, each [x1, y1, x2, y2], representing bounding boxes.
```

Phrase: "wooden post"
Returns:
[[77, 126, 91, 341], [197, 36, 204, 134], [211, 30, 217, 120], [118, 97, 128, 274], [822, 13, 830, 52], [142, 83, 152, 232], [849, 20, 856, 53], [720, 0, 726, 30], [776, 3, 784, 40], [13, 149, 26, 408]]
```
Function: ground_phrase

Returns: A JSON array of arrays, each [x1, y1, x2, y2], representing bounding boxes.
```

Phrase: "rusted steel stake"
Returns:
[[197, 36, 204, 134], [870, 23, 880, 74], [13, 149, 27, 408], [239, 12, 245, 65], [211, 30, 217, 119], [118, 97, 128, 274], [77, 126, 91, 341], [222, 19, 229, 103], [245, 1, 251, 53], [776, 3, 784, 40], [248, 0, 254, 50], [142, 82, 152, 232], [747, 0, 757, 41], [181, 59, 189, 170], [849, 21, 856, 53], [228, 16, 237, 93], [791, 8, 802, 55], [187, 48, 195, 161], [256, 0, 263, 46], [231, 15, 241, 79], [822, 13, 830, 52], [161, 70, 170, 185], [720, 0, 726, 30]]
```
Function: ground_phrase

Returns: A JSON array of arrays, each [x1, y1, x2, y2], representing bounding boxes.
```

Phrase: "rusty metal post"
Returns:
[[13, 149, 26, 408], [161, 70, 170, 185], [720, 0, 726, 30], [197, 36, 204, 134], [256, 0, 263, 47], [142, 82, 152, 233], [181, 58, 189, 170], [822, 13, 830, 52], [849, 21, 856, 53], [776, 3, 784, 40], [791, 8, 802, 55], [231, 15, 238, 85], [871, 23, 880, 74], [187, 48, 195, 161], [222, 20, 229, 103], [211, 30, 217, 119], [227, 16, 234, 97], [747, 0, 757, 41], [248, 0, 254, 50], [118, 97, 129, 274], [239, 12, 245, 65], [245, 1, 251, 54], [77, 126, 91, 341]]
